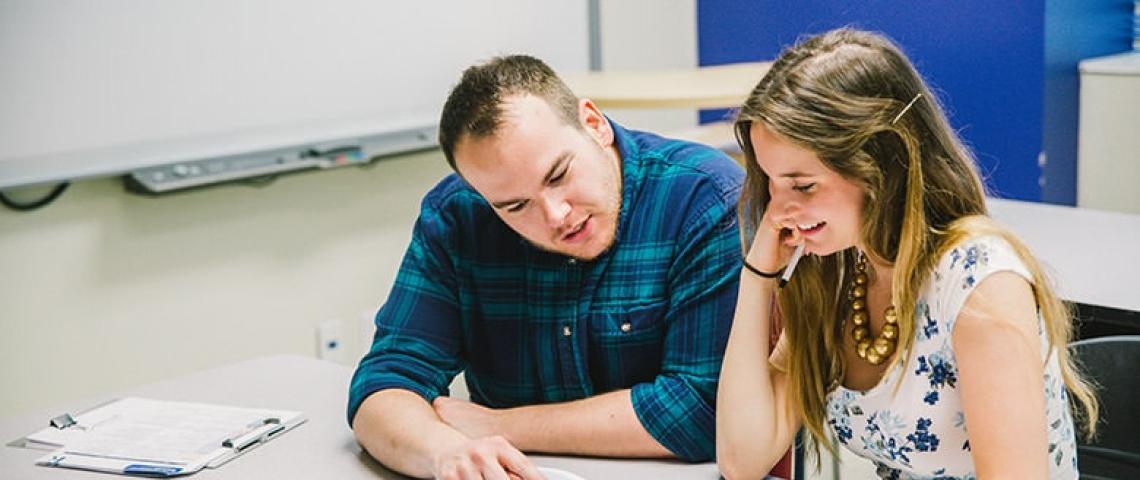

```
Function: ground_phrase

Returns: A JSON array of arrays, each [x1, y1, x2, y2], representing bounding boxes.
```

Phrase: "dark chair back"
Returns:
[[1071, 335, 1140, 479]]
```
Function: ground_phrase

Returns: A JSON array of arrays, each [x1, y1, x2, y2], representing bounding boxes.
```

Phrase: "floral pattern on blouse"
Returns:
[[824, 236, 1079, 479]]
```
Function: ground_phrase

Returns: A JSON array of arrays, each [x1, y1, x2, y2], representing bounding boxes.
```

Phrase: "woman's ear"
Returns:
[[578, 98, 613, 147]]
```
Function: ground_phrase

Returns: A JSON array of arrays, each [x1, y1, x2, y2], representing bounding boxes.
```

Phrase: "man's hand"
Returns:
[[353, 390, 546, 479], [433, 396, 504, 439], [431, 435, 545, 480]]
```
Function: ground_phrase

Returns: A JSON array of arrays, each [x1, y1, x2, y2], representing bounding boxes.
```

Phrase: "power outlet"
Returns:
[[316, 319, 346, 364]]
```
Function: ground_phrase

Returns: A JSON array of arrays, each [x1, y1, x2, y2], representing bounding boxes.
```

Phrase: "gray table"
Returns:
[[1, 355, 720, 479], [988, 198, 1140, 312]]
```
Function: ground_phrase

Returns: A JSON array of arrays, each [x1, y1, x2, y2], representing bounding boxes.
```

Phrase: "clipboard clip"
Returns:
[[221, 417, 283, 452], [49, 413, 83, 430], [49, 411, 117, 431]]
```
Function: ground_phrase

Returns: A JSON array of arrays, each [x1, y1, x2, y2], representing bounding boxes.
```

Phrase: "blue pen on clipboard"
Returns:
[[123, 464, 184, 476], [222, 418, 283, 452], [42, 454, 184, 477], [778, 243, 806, 288]]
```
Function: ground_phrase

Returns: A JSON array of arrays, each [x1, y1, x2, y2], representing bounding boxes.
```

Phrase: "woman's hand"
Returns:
[[745, 210, 803, 276]]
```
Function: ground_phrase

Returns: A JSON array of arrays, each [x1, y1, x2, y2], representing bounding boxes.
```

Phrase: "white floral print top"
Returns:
[[825, 236, 1078, 479]]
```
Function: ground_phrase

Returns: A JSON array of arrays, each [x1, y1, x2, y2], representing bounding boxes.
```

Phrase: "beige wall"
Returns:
[[0, 0, 700, 419], [0, 152, 451, 416], [598, 0, 699, 134]]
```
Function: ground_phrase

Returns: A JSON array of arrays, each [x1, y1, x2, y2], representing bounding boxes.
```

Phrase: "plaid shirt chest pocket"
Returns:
[[586, 303, 668, 388]]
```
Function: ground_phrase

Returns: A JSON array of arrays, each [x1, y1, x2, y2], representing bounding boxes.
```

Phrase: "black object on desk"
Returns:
[[1075, 303, 1140, 340], [1070, 335, 1140, 478]]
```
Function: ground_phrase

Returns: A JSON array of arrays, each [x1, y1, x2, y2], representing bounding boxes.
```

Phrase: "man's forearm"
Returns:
[[499, 389, 673, 457], [352, 389, 469, 478]]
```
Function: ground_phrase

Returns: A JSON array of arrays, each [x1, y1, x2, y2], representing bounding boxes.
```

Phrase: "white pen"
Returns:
[[778, 242, 806, 288], [222, 418, 282, 452]]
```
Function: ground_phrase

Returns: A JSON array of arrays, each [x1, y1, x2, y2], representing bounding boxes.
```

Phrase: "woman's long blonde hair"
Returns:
[[734, 28, 1098, 462]]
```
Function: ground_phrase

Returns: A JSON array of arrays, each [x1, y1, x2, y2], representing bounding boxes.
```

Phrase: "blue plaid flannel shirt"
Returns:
[[348, 121, 743, 461]]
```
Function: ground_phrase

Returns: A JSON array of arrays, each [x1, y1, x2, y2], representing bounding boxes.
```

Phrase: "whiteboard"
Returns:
[[0, 0, 589, 189]]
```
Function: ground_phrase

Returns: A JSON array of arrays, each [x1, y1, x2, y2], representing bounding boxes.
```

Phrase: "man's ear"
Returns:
[[578, 98, 613, 147]]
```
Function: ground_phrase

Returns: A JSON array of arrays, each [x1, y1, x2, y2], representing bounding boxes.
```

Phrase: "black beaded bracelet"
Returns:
[[743, 260, 783, 279]]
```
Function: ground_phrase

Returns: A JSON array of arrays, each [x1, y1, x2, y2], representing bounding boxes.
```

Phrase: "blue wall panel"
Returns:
[[698, 1, 1045, 201]]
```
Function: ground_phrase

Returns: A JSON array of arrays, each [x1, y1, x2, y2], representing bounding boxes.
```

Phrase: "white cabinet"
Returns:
[[1078, 52, 1140, 214]]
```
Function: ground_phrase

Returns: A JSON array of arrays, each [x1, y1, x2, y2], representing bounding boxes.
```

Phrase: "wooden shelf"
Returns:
[[564, 62, 771, 109]]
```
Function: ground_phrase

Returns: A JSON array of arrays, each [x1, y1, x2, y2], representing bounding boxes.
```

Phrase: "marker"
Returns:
[[778, 243, 806, 288]]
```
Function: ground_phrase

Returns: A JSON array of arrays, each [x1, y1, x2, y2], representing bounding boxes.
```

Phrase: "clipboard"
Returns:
[[13, 397, 305, 477]]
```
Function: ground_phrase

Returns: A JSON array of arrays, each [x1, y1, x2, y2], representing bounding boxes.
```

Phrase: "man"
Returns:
[[348, 55, 743, 479]]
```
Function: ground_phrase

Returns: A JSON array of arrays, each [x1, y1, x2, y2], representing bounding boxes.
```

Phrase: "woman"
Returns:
[[715, 28, 1098, 479]]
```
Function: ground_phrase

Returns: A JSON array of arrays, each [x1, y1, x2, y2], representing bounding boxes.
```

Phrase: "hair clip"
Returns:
[[891, 93, 923, 125]]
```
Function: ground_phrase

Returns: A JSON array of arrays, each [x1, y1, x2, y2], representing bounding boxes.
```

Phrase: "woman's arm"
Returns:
[[953, 271, 1049, 479], [716, 251, 801, 479]]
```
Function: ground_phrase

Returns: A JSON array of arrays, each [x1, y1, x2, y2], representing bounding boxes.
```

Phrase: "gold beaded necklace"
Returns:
[[850, 252, 899, 365]]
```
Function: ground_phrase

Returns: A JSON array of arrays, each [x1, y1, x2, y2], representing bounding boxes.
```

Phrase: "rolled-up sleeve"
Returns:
[[630, 191, 741, 461], [346, 198, 466, 426]]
